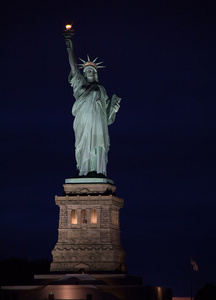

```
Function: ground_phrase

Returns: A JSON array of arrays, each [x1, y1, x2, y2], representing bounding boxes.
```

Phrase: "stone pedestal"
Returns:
[[50, 178, 126, 272]]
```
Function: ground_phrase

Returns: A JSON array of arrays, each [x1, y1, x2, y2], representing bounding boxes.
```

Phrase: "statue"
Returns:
[[64, 24, 121, 177]]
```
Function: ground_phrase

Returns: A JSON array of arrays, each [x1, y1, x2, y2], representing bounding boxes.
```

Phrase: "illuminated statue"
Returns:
[[64, 25, 121, 177]]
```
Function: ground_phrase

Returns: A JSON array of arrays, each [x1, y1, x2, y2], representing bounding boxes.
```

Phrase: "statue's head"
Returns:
[[83, 66, 98, 83], [78, 55, 105, 83]]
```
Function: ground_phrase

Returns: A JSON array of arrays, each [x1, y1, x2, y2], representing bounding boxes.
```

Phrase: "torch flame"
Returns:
[[66, 24, 72, 30], [65, 22, 73, 30]]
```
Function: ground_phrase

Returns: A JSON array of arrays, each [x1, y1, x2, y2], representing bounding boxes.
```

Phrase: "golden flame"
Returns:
[[65, 24, 72, 30]]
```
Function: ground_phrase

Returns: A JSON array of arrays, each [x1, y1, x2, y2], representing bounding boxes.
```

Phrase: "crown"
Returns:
[[78, 55, 105, 71]]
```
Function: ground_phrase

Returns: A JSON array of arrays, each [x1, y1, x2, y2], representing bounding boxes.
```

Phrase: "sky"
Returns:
[[1, 0, 216, 297]]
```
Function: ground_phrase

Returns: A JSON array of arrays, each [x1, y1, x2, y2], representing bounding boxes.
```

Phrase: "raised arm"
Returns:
[[65, 37, 79, 76]]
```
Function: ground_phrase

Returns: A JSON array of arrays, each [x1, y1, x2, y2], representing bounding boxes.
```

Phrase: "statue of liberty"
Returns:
[[64, 25, 121, 177]]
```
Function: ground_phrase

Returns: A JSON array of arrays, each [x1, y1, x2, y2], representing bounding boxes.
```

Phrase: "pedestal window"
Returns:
[[81, 209, 87, 224], [91, 209, 97, 224], [71, 210, 78, 224]]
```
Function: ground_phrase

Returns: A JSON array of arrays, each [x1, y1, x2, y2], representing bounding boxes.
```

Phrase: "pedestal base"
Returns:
[[51, 179, 126, 272], [51, 245, 126, 272]]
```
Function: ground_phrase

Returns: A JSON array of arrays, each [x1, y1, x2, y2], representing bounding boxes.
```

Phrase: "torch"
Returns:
[[63, 22, 74, 38]]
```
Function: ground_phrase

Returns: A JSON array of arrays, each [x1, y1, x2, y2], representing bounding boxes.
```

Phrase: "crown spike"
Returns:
[[78, 56, 105, 70], [79, 57, 86, 64], [96, 61, 104, 66]]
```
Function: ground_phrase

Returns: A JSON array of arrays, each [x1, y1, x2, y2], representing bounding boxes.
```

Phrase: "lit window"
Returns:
[[71, 210, 78, 224], [91, 209, 97, 224]]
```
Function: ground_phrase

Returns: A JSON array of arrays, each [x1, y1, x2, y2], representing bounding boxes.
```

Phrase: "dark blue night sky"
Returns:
[[1, 0, 216, 296]]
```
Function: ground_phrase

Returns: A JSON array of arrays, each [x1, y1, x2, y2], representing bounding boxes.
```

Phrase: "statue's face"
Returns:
[[84, 67, 97, 83]]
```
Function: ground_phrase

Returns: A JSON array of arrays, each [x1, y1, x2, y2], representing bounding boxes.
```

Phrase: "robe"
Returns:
[[69, 71, 119, 176]]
